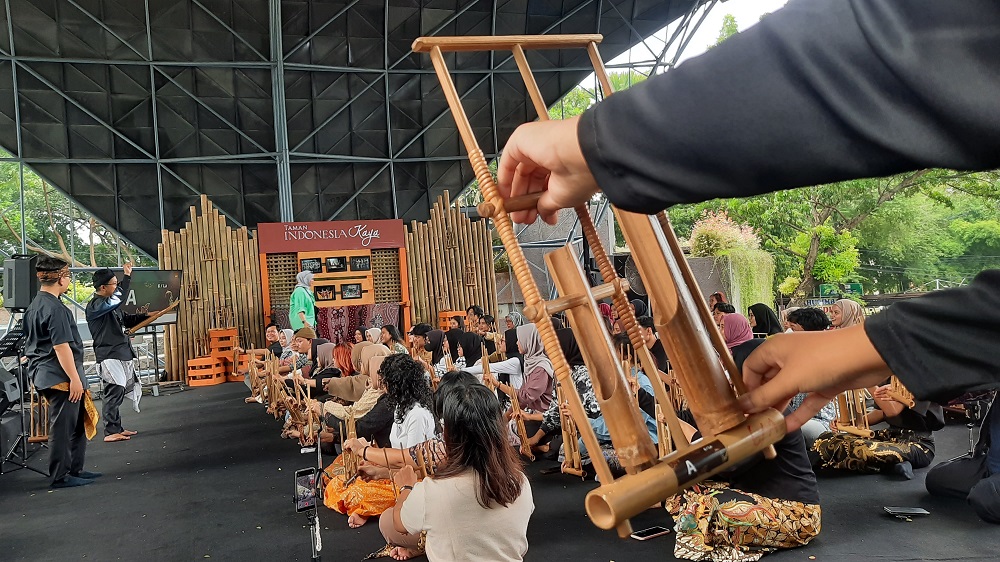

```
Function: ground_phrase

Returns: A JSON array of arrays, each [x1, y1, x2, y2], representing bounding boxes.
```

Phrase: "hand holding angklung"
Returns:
[[497, 117, 600, 225]]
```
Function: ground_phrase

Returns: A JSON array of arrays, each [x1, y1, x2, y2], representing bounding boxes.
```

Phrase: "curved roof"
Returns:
[[0, 0, 705, 255]]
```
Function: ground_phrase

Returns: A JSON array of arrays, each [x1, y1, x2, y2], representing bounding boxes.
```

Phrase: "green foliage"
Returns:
[[778, 276, 801, 297], [720, 246, 775, 310], [712, 14, 739, 48], [689, 210, 759, 257], [791, 224, 860, 283]]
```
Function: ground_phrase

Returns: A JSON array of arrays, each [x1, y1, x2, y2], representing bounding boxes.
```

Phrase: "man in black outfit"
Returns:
[[636, 316, 668, 374], [24, 256, 101, 488], [86, 263, 149, 443]]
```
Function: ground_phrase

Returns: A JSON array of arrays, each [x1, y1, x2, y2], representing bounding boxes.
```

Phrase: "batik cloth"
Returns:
[[98, 358, 141, 413], [322, 453, 397, 518], [666, 482, 821, 562], [812, 427, 935, 472]]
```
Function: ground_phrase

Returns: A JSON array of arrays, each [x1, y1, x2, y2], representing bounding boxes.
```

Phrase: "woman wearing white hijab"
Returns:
[[366, 327, 382, 344], [289, 271, 315, 330]]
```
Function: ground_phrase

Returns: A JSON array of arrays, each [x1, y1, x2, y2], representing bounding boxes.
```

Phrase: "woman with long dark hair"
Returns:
[[392, 383, 534, 561], [381, 324, 408, 355]]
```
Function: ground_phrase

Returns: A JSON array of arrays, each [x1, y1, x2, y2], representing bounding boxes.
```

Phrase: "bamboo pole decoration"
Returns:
[[159, 197, 264, 381], [404, 192, 497, 324]]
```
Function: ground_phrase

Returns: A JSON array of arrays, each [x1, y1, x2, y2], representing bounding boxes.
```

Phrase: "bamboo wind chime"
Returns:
[[414, 34, 785, 537], [158, 195, 264, 382], [405, 190, 498, 324]]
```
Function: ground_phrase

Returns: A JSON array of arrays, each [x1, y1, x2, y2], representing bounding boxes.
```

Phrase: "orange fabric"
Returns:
[[322, 454, 396, 518], [49, 384, 99, 440]]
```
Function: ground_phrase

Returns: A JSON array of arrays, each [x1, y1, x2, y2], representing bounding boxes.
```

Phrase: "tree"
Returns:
[[712, 14, 739, 48]]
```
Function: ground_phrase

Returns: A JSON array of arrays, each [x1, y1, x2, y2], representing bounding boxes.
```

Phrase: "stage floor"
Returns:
[[1, 383, 997, 561]]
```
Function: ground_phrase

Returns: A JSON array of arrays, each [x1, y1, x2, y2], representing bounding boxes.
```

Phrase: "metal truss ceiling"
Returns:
[[0, 0, 704, 256]]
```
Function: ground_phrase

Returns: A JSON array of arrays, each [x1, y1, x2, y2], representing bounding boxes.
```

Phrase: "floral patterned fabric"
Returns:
[[666, 482, 821, 562], [315, 304, 402, 344], [541, 364, 601, 434], [322, 454, 397, 518]]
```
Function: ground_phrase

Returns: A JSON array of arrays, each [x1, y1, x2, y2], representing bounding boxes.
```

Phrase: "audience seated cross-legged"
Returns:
[[390, 381, 534, 561], [322, 354, 436, 528]]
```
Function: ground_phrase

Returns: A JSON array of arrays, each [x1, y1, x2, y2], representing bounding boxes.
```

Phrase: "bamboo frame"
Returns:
[[416, 34, 786, 536], [888, 376, 916, 409], [836, 389, 874, 438], [158, 195, 264, 381]]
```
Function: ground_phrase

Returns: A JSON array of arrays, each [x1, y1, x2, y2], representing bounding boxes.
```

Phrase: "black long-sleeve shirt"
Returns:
[[85, 275, 148, 362], [577, 0, 1000, 402]]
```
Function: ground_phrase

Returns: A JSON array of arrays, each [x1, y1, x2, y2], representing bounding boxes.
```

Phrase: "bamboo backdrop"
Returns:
[[406, 190, 497, 324], [158, 195, 264, 382]]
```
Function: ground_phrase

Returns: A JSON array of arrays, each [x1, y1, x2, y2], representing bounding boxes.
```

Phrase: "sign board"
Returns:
[[819, 283, 863, 297], [257, 220, 406, 254], [116, 269, 183, 326], [805, 298, 836, 308]]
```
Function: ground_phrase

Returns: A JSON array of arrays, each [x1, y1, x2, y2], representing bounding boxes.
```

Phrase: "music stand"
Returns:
[[0, 319, 48, 477]]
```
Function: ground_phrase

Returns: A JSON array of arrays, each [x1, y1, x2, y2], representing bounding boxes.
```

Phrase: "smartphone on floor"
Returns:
[[630, 526, 671, 541]]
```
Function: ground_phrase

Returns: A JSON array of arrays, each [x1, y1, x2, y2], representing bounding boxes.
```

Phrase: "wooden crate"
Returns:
[[438, 310, 467, 331], [188, 356, 225, 387], [208, 328, 239, 358]]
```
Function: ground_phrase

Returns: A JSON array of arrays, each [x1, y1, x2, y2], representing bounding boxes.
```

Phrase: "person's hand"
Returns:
[[510, 409, 524, 422], [123, 261, 133, 276], [394, 465, 417, 489], [309, 400, 323, 416], [739, 326, 893, 433], [829, 419, 839, 432], [69, 377, 84, 403], [482, 373, 497, 388], [873, 385, 895, 402], [343, 437, 369, 454], [497, 116, 600, 225]]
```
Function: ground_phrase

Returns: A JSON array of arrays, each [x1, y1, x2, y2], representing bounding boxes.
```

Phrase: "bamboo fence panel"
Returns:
[[405, 192, 498, 324], [158, 195, 263, 381]]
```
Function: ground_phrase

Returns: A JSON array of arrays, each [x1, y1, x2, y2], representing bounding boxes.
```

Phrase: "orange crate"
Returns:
[[187, 356, 225, 387], [438, 310, 466, 331]]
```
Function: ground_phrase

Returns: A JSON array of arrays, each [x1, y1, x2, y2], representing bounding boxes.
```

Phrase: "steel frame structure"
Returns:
[[0, 0, 711, 257]]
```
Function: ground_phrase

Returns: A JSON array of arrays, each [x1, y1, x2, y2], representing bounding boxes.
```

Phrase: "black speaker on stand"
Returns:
[[3, 254, 39, 312]]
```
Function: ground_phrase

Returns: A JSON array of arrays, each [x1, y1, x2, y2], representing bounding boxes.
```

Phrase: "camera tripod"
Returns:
[[1, 320, 49, 477]]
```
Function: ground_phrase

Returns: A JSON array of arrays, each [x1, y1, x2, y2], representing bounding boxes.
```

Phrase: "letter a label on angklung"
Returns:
[[669, 440, 728, 486]]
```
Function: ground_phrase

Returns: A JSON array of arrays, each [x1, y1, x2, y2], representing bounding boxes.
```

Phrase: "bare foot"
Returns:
[[121, 429, 138, 436], [348, 513, 368, 528], [390, 546, 420, 560], [104, 433, 130, 442]]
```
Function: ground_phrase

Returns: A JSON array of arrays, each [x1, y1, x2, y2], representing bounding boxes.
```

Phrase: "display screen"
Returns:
[[117, 269, 182, 326]]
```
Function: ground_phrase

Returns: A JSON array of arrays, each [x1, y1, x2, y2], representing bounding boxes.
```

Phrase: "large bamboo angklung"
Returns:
[[414, 34, 785, 536], [836, 388, 874, 438]]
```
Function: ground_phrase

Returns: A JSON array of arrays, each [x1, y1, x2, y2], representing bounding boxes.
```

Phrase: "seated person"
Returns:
[[325, 343, 389, 404], [323, 354, 436, 528], [926, 393, 1000, 524], [784, 308, 836, 448], [813, 380, 945, 479], [390, 383, 534, 562]]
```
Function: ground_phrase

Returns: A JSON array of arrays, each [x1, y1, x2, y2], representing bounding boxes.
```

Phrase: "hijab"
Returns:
[[748, 303, 783, 336], [598, 303, 613, 321], [445, 328, 464, 363], [366, 327, 382, 344], [360, 344, 390, 376], [517, 323, 553, 379], [315, 342, 337, 372], [505, 311, 525, 328], [367, 355, 387, 389], [458, 331, 484, 366], [504, 311, 524, 358], [631, 299, 647, 317], [351, 341, 373, 372], [834, 299, 865, 329], [295, 271, 314, 290], [281, 329, 295, 352], [424, 329, 445, 366], [556, 327, 585, 367], [722, 313, 754, 349]]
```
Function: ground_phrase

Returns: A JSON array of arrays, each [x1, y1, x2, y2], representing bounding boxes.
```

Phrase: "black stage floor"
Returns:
[[2, 383, 998, 561]]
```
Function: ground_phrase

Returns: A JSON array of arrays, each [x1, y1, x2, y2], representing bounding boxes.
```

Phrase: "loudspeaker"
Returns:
[[3, 254, 38, 311], [0, 367, 19, 415]]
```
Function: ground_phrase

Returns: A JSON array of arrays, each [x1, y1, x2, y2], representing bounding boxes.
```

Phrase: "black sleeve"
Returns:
[[123, 313, 149, 328], [865, 270, 1000, 404], [578, 0, 1000, 212], [636, 388, 656, 420]]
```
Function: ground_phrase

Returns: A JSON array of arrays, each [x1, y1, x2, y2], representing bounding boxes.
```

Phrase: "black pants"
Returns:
[[926, 455, 1000, 524], [40, 388, 88, 483], [102, 382, 125, 436]]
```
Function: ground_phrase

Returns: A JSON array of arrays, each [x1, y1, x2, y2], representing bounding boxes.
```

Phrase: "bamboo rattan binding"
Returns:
[[414, 34, 785, 537]]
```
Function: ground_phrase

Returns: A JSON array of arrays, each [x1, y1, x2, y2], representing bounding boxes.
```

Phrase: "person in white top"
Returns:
[[391, 383, 534, 561], [380, 354, 437, 449]]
